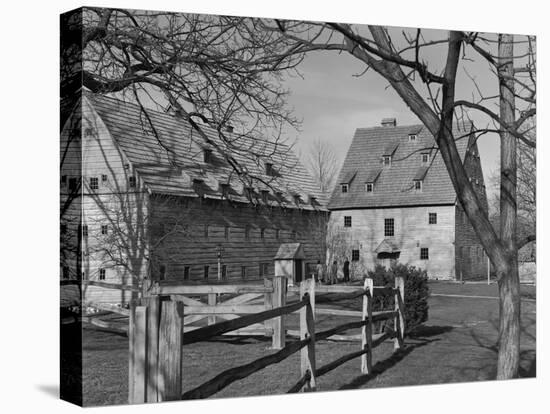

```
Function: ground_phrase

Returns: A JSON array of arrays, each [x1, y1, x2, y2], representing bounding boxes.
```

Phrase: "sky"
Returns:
[[280, 27, 505, 204]]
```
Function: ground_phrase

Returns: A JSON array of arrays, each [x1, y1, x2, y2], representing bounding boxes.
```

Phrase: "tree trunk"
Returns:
[[497, 33, 520, 379]]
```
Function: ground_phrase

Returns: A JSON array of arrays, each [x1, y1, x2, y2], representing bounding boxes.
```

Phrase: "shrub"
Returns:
[[366, 263, 429, 334]]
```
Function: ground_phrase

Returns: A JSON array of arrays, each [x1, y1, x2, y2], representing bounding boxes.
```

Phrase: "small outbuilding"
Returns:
[[274, 243, 306, 285]]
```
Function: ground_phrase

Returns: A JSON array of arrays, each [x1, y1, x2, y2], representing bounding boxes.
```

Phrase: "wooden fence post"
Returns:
[[361, 278, 374, 374], [129, 304, 148, 404], [158, 300, 184, 401], [394, 275, 405, 350], [272, 275, 287, 349], [145, 296, 160, 403], [264, 277, 274, 335], [300, 278, 316, 391], [208, 293, 217, 326]]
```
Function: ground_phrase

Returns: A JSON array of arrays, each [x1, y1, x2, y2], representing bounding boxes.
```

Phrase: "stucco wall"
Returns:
[[329, 205, 456, 280]]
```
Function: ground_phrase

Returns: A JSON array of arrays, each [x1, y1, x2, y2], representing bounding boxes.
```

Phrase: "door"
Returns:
[[295, 259, 303, 283]]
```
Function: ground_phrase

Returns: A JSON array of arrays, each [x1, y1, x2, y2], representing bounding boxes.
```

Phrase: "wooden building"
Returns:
[[327, 118, 488, 281], [60, 91, 328, 304]]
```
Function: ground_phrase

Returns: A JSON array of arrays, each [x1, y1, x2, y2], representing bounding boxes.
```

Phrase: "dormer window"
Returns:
[[221, 183, 230, 198], [245, 186, 254, 200], [293, 194, 301, 206], [421, 153, 430, 164], [383, 155, 391, 166], [365, 183, 374, 193], [193, 179, 204, 196], [341, 184, 349, 193], [203, 149, 213, 163], [261, 190, 269, 204], [265, 162, 274, 176], [309, 195, 318, 206], [414, 180, 422, 191], [408, 134, 417, 142]]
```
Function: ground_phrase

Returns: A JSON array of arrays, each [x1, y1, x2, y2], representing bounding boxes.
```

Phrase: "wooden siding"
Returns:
[[454, 136, 489, 281], [149, 194, 328, 282], [328, 205, 456, 280]]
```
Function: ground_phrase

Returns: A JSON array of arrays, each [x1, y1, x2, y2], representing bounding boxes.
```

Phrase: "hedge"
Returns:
[[366, 263, 429, 334]]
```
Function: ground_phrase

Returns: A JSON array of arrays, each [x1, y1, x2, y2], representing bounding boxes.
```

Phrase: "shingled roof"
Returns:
[[82, 91, 327, 211], [328, 121, 473, 210]]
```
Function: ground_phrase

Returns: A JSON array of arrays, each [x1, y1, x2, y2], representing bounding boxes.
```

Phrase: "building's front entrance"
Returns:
[[377, 252, 400, 269]]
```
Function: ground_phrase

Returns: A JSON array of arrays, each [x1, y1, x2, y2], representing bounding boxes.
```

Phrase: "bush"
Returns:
[[366, 263, 429, 334]]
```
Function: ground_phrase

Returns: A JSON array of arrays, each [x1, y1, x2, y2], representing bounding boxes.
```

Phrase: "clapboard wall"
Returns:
[[149, 194, 329, 281]]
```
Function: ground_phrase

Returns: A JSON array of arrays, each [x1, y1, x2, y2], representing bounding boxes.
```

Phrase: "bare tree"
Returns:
[[61, 8, 535, 379], [303, 138, 340, 195]]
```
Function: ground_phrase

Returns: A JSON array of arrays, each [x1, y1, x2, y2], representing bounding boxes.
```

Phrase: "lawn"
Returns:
[[74, 281, 536, 406]]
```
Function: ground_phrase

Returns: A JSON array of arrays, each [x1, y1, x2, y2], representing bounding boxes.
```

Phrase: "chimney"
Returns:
[[381, 118, 397, 127]]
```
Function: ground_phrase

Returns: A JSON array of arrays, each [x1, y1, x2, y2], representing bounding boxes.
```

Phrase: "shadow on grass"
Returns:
[[337, 325, 453, 390]]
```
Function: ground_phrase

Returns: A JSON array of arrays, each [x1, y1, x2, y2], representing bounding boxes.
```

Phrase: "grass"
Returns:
[[73, 281, 536, 406]]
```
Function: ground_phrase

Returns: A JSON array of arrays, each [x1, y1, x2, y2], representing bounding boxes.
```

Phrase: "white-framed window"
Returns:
[[429, 213, 437, 224], [101, 225, 108, 235], [129, 176, 136, 187], [99, 268, 106, 280], [383, 155, 392, 166], [408, 134, 417, 141], [101, 174, 108, 183], [420, 247, 429, 260], [352, 249, 360, 261], [421, 153, 430, 164], [90, 177, 99, 190], [384, 218, 394, 237], [344, 216, 352, 227], [365, 182, 374, 193], [414, 180, 422, 191], [341, 184, 348, 193]]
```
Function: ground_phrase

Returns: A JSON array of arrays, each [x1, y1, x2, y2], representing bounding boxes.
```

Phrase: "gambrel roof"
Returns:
[[82, 91, 327, 211], [328, 122, 473, 210]]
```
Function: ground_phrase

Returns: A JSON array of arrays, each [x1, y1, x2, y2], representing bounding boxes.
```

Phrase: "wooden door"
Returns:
[[295, 260, 303, 283]]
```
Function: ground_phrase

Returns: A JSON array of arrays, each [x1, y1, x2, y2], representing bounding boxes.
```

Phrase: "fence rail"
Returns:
[[127, 275, 406, 403]]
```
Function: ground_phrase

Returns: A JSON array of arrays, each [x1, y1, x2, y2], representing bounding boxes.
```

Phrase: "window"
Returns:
[[241, 266, 246, 279], [159, 264, 166, 281], [352, 249, 360, 261], [224, 226, 230, 240], [341, 184, 348, 193], [204, 266, 209, 279], [101, 174, 108, 183], [275, 229, 280, 239], [384, 218, 394, 237], [383, 155, 391, 166], [99, 268, 106, 281], [203, 149, 212, 163], [344, 216, 352, 227], [365, 183, 374, 193], [81, 225, 88, 237], [222, 265, 227, 279], [89, 177, 98, 190], [204, 224, 209, 238], [245, 225, 251, 240], [183, 266, 190, 280], [129, 176, 136, 187], [61, 175, 67, 186], [429, 213, 437, 224], [261, 190, 269, 204], [68, 177, 78, 191], [221, 183, 229, 198], [421, 153, 430, 164], [265, 162, 274, 176], [62, 266, 70, 279], [259, 262, 269, 277], [101, 225, 108, 235], [408, 134, 417, 141], [414, 180, 422, 191], [420, 247, 429, 260], [260, 228, 265, 240]]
